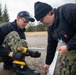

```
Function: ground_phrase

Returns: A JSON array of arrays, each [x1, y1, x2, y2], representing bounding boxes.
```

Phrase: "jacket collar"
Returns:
[[51, 8, 59, 28]]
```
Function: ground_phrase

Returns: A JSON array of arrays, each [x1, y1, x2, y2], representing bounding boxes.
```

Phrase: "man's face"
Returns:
[[40, 12, 54, 26], [17, 16, 29, 29]]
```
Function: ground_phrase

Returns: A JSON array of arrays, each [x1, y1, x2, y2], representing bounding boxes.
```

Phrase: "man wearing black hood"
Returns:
[[34, 1, 76, 75]]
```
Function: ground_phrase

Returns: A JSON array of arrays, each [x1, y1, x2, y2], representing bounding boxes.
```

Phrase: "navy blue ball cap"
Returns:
[[17, 11, 35, 22]]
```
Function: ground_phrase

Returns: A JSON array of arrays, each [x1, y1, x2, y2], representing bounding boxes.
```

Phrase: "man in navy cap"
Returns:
[[0, 11, 40, 75], [34, 1, 76, 75]]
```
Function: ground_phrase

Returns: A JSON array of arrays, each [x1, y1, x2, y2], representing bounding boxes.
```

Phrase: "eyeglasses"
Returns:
[[21, 18, 29, 24]]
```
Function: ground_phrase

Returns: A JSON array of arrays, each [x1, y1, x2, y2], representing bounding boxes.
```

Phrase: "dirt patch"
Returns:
[[26, 36, 47, 75]]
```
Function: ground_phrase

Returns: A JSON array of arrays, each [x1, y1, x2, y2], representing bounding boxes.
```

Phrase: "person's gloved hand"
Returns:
[[12, 52, 25, 60], [29, 51, 41, 58]]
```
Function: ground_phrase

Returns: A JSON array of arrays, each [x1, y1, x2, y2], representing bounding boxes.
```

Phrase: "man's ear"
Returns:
[[49, 11, 54, 15], [50, 12, 53, 15]]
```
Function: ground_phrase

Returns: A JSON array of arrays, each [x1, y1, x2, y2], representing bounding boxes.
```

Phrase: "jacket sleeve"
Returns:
[[0, 27, 10, 57], [0, 45, 10, 57], [67, 34, 76, 51], [46, 27, 57, 65], [62, 5, 76, 51]]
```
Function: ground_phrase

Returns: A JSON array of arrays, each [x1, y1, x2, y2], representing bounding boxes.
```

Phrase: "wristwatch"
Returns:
[[66, 45, 71, 51]]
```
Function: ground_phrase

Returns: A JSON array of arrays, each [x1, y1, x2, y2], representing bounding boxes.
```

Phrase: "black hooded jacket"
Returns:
[[46, 3, 76, 65], [0, 20, 26, 56]]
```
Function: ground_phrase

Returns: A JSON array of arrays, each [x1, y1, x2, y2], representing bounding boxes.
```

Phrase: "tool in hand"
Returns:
[[12, 47, 41, 75]]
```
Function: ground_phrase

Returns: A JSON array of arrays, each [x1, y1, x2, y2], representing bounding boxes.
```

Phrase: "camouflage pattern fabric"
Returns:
[[3, 31, 27, 52], [54, 50, 76, 75], [0, 31, 27, 62]]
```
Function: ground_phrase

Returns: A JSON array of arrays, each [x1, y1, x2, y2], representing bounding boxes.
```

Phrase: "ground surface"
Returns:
[[0, 36, 47, 75]]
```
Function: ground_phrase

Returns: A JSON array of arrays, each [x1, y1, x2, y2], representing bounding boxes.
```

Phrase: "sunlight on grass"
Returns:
[[25, 31, 47, 36]]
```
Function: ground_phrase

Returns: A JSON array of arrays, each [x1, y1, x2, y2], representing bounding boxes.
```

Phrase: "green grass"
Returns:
[[25, 31, 47, 36]]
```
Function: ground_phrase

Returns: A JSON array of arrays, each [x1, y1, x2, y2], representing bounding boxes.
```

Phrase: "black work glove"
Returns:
[[12, 52, 25, 60], [29, 51, 41, 58]]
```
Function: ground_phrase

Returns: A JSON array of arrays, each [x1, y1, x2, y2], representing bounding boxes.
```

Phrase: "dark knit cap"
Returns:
[[34, 1, 53, 21]]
